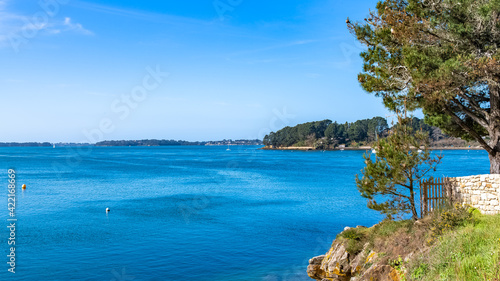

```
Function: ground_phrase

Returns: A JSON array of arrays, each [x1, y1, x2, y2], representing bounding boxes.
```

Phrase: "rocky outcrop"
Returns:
[[307, 227, 401, 281]]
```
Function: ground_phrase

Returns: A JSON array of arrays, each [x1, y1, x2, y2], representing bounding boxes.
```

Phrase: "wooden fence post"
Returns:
[[422, 179, 428, 217], [420, 179, 422, 218]]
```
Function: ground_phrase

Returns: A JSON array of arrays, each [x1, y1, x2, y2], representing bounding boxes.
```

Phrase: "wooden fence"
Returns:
[[420, 177, 453, 218]]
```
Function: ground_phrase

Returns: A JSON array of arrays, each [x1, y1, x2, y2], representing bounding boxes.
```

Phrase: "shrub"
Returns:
[[410, 263, 429, 279], [337, 228, 367, 255], [428, 203, 475, 244], [338, 228, 365, 240], [371, 219, 413, 239]]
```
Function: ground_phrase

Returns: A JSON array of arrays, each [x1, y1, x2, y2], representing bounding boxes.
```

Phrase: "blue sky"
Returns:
[[0, 0, 392, 143]]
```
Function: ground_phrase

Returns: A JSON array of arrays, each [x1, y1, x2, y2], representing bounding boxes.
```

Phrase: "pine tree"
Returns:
[[348, 0, 500, 173], [355, 116, 442, 220]]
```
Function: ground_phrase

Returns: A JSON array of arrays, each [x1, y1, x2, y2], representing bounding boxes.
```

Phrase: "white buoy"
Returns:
[[106, 208, 110, 213]]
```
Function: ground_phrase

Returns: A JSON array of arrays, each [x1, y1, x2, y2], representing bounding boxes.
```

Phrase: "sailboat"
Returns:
[[226, 144, 231, 151]]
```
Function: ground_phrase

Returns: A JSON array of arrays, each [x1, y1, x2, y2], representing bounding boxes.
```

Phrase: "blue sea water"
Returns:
[[0, 146, 490, 280]]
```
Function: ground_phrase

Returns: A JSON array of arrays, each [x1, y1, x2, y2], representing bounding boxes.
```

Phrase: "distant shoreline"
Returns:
[[0, 139, 263, 147]]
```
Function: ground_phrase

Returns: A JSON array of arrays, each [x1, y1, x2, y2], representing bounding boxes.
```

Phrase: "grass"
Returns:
[[336, 219, 414, 255], [408, 212, 500, 280], [334, 204, 500, 280]]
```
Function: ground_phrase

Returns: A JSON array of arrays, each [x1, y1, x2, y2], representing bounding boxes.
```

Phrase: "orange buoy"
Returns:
[[22, 184, 26, 190]]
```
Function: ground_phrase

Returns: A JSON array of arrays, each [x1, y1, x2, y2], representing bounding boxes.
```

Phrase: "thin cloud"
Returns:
[[0, 1, 93, 48], [63, 17, 93, 35]]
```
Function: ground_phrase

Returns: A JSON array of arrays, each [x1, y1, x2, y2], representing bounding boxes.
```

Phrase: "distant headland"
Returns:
[[262, 117, 481, 151], [94, 139, 263, 147], [0, 139, 263, 147]]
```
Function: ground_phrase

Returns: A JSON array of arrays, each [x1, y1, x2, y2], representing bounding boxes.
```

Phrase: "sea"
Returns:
[[0, 146, 490, 281]]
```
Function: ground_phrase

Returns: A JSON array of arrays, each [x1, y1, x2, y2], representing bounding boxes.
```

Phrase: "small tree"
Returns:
[[355, 116, 442, 220]]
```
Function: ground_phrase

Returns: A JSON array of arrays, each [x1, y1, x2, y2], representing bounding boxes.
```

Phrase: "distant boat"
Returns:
[[371, 149, 376, 154], [417, 149, 423, 153], [226, 145, 231, 151], [53, 144, 56, 148]]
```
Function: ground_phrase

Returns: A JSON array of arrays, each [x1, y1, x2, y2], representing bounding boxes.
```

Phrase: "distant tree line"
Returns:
[[263, 117, 464, 149], [0, 142, 52, 147], [95, 139, 263, 146], [96, 139, 202, 146]]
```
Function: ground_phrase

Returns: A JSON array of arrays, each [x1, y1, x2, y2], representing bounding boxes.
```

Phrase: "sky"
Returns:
[[0, 0, 394, 143]]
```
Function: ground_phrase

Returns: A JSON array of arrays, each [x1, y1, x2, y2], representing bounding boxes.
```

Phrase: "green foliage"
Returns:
[[371, 219, 413, 239], [263, 120, 331, 147], [409, 214, 500, 280], [389, 255, 404, 271], [337, 220, 413, 255], [343, 238, 364, 255], [324, 121, 348, 144], [428, 204, 476, 244], [337, 227, 369, 255], [349, 0, 500, 173], [264, 117, 388, 148], [410, 263, 429, 279], [338, 228, 365, 240], [356, 117, 442, 220]]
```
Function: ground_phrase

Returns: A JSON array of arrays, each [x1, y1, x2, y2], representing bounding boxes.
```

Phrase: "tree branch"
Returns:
[[443, 106, 494, 154], [455, 90, 490, 121], [387, 189, 411, 200], [451, 97, 489, 128]]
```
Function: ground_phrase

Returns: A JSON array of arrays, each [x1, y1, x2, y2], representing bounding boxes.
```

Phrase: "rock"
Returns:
[[307, 255, 326, 280], [365, 251, 378, 264], [356, 225, 367, 229], [320, 242, 352, 280], [308, 241, 352, 281], [307, 228, 402, 281], [344, 226, 351, 231], [350, 243, 370, 275], [359, 265, 399, 281]]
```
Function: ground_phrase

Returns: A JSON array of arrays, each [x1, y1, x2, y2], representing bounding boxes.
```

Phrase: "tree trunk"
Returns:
[[490, 153, 500, 174], [489, 83, 500, 174], [409, 184, 418, 221]]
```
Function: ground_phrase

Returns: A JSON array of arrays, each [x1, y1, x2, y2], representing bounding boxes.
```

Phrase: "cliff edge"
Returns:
[[306, 220, 432, 281], [306, 203, 500, 280]]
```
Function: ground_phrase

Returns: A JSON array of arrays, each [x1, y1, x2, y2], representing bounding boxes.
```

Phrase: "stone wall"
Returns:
[[449, 174, 500, 215]]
